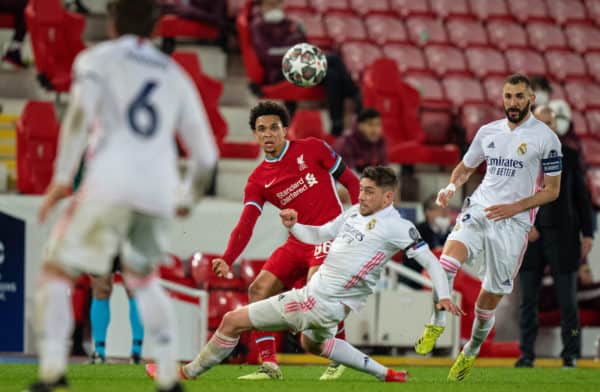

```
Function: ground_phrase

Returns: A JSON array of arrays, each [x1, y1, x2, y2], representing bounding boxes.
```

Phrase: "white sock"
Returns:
[[184, 331, 239, 377], [463, 306, 495, 357], [430, 255, 461, 326], [132, 278, 179, 390], [36, 279, 74, 384], [321, 338, 387, 380]]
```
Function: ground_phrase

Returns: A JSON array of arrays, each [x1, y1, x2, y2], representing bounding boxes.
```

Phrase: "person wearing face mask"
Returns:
[[400, 194, 453, 289], [250, 0, 362, 136], [548, 99, 586, 159], [515, 104, 594, 369]]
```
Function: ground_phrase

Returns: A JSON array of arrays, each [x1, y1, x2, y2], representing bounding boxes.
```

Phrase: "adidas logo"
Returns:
[[487, 142, 496, 149], [502, 279, 511, 286]]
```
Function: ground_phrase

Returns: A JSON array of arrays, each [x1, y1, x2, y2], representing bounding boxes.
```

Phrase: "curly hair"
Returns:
[[248, 101, 291, 130]]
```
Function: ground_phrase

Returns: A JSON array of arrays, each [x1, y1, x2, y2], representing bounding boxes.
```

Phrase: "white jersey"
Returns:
[[464, 114, 562, 225], [53, 35, 218, 217], [291, 204, 448, 311]]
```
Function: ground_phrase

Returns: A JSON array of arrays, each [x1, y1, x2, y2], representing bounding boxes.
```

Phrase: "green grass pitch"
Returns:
[[1, 364, 600, 392]]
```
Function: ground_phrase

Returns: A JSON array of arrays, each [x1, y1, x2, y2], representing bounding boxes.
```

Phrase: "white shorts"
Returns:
[[447, 201, 529, 295], [248, 286, 348, 343], [45, 199, 168, 276]]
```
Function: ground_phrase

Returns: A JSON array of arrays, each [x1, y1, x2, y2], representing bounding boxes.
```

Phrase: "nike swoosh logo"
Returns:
[[265, 179, 277, 188]]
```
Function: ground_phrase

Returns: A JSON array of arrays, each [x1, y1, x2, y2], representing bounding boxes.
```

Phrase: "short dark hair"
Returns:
[[107, 0, 160, 38], [361, 166, 398, 190], [249, 101, 290, 130], [530, 75, 553, 93], [357, 108, 381, 124], [423, 194, 438, 212], [504, 73, 531, 89]]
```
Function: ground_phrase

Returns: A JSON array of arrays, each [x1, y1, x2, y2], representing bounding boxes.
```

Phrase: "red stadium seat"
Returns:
[[572, 111, 590, 138], [565, 24, 600, 53], [390, 0, 432, 17], [208, 291, 248, 329], [588, 167, 600, 208], [580, 137, 600, 165], [236, 1, 325, 101], [482, 76, 506, 106], [545, 50, 588, 81], [362, 59, 425, 145], [526, 22, 568, 51], [382, 44, 428, 74], [349, 0, 393, 16], [283, 0, 312, 12], [508, 0, 552, 23], [469, 0, 511, 21], [431, 0, 472, 19], [505, 49, 547, 76], [405, 16, 449, 47], [362, 59, 458, 160], [287, 10, 331, 49], [585, 110, 600, 138], [446, 17, 489, 49], [25, 0, 85, 92], [0, 13, 14, 28], [565, 80, 600, 110], [16, 101, 59, 194], [190, 252, 246, 290], [340, 42, 383, 80], [324, 14, 368, 44], [287, 109, 334, 144], [461, 104, 500, 142], [486, 20, 528, 50], [587, 0, 600, 25], [172, 51, 260, 159], [465, 47, 508, 78], [364, 15, 407, 45], [442, 76, 487, 107], [155, 15, 220, 41], [546, 0, 589, 25], [404, 73, 448, 104], [585, 52, 600, 82], [404, 73, 449, 104], [424, 45, 469, 77], [550, 81, 567, 101], [310, 0, 351, 14]]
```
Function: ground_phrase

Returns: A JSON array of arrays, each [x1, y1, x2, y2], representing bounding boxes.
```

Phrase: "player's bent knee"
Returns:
[[442, 240, 468, 263], [219, 308, 250, 337], [91, 276, 113, 299], [300, 334, 322, 356], [247, 280, 270, 302]]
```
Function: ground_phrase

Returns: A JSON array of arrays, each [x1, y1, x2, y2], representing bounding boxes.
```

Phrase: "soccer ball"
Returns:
[[281, 43, 328, 87]]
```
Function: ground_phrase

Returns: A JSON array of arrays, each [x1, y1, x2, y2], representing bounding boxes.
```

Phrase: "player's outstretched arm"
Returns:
[[436, 161, 477, 208], [485, 173, 561, 221], [413, 249, 464, 316], [219, 204, 262, 270], [285, 209, 345, 245]]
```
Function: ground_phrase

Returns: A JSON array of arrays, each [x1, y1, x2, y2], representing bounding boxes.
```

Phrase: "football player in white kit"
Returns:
[[146, 166, 463, 383], [414, 74, 562, 381], [27, 1, 218, 391]]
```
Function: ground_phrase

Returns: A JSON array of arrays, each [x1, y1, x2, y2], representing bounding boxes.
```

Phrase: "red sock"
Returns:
[[252, 330, 278, 364], [335, 321, 346, 340]]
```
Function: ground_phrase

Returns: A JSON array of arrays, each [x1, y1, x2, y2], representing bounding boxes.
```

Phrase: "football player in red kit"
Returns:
[[212, 101, 360, 380]]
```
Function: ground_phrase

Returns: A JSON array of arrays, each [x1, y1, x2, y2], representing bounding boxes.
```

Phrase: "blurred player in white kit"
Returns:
[[414, 74, 562, 381], [146, 166, 463, 383], [26, 1, 218, 391]]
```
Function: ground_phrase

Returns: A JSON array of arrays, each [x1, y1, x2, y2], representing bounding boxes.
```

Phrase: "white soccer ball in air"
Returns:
[[281, 42, 328, 87]]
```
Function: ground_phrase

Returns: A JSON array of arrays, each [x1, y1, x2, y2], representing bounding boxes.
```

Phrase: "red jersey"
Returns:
[[243, 138, 343, 226]]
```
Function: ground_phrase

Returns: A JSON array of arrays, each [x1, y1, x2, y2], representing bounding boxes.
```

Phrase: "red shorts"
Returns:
[[262, 237, 332, 289]]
